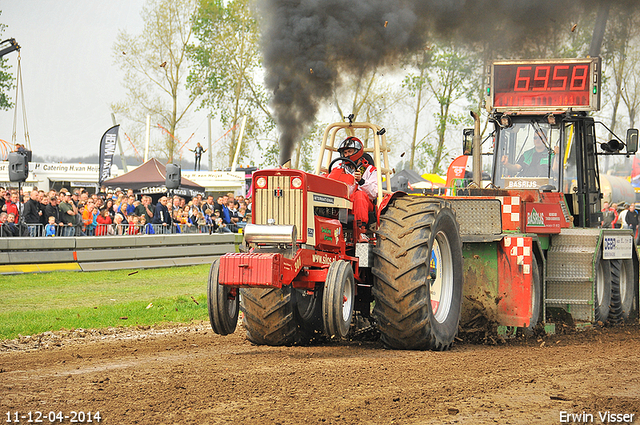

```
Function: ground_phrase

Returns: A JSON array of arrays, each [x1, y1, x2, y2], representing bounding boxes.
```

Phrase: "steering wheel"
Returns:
[[328, 156, 358, 173]]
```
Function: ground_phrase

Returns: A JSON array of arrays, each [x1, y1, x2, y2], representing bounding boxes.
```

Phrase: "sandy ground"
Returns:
[[1, 322, 639, 425]]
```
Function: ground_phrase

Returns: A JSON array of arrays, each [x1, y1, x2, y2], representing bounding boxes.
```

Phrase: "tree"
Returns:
[[0, 16, 15, 111], [419, 44, 474, 174], [190, 0, 275, 169], [402, 50, 434, 171], [112, 0, 200, 162]]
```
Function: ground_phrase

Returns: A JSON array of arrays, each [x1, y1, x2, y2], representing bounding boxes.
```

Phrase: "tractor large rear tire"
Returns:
[[241, 286, 299, 346], [609, 259, 635, 322], [524, 258, 542, 335], [372, 196, 464, 351], [207, 259, 240, 336], [594, 249, 612, 323]]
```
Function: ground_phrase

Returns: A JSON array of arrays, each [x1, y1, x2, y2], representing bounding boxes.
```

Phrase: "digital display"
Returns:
[[489, 58, 600, 111]]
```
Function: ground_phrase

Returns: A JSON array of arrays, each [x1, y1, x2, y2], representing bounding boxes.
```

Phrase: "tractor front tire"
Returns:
[[373, 196, 464, 351], [322, 260, 356, 339], [207, 259, 239, 335], [241, 286, 299, 346]]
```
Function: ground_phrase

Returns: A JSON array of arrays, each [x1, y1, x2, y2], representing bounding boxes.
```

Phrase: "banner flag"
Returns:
[[99, 125, 119, 185], [446, 155, 469, 187]]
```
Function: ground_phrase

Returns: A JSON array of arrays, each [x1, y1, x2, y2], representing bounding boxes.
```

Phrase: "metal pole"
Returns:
[[231, 116, 247, 173], [111, 113, 128, 173], [208, 117, 212, 172], [144, 115, 150, 163], [471, 111, 482, 186]]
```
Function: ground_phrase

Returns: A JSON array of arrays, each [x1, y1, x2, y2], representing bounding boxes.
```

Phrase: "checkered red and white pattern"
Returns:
[[496, 196, 521, 230], [502, 236, 532, 275]]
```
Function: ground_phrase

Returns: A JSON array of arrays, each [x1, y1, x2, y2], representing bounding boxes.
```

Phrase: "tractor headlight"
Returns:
[[256, 177, 267, 189], [291, 177, 302, 189]]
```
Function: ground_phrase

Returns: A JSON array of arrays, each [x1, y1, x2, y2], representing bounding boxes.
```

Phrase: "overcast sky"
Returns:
[[0, 1, 211, 163]]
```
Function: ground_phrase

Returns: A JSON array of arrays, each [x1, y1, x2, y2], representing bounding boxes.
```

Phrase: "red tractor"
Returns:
[[208, 121, 465, 350]]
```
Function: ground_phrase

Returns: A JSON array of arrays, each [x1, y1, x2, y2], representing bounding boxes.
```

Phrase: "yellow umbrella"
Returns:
[[421, 173, 446, 186]]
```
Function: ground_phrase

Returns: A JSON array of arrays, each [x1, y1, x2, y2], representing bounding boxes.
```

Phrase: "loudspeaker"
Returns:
[[166, 164, 181, 190], [8, 152, 29, 182]]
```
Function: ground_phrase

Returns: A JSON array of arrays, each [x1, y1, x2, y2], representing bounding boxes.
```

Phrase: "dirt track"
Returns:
[[1, 322, 639, 425]]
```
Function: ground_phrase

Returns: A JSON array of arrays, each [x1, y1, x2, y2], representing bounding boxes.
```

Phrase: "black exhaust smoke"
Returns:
[[258, 0, 637, 165]]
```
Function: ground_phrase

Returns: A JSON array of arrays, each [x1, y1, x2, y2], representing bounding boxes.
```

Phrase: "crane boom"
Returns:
[[0, 38, 20, 58]]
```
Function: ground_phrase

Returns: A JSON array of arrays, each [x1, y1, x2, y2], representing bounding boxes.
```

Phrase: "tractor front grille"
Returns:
[[254, 175, 304, 240]]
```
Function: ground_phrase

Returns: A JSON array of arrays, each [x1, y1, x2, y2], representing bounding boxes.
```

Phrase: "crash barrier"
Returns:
[[8, 223, 244, 237], [0, 233, 243, 274]]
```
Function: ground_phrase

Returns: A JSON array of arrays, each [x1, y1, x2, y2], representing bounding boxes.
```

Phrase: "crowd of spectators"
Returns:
[[601, 201, 640, 244], [0, 186, 251, 237]]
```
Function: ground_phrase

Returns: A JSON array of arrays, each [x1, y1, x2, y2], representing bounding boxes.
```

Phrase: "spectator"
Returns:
[[139, 215, 155, 235], [611, 203, 620, 228], [601, 202, 617, 229], [213, 209, 231, 233], [23, 190, 42, 237], [113, 213, 127, 235], [135, 196, 154, 224], [44, 196, 62, 232], [4, 212, 19, 237], [6, 192, 20, 222], [59, 193, 79, 236], [212, 196, 223, 216], [171, 196, 182, 217], [128, 216, 140, 235], [204, 195, 216, 214], [626, 203, 639, 244], [0, 212, 11, 237], [83, 202, 97, 236], [95, 208, 112, 236], [226, 199, 240, 232], [0, 187, 6, 212], [618, 204, 630, 229], [124, 196, 136, 216], [103, 199, 116, 220], [45, 216, 57, 237], [39, 194, 50, 227], [71, 190, 81, 207], [152, 196, 171, 233]]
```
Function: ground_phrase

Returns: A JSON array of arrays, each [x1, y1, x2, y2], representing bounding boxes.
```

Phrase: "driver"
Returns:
[[501, 130, 559, 178], [329, 136, 377, 242]]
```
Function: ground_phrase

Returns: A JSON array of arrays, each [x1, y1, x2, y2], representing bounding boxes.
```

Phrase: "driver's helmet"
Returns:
[[337, 137, 364, 162]]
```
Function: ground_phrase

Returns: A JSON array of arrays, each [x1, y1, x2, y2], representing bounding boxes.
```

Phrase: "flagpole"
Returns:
[[111, 113, 128, 173]]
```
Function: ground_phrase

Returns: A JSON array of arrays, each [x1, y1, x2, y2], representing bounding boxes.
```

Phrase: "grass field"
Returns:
[[0, 265, 212, 340]]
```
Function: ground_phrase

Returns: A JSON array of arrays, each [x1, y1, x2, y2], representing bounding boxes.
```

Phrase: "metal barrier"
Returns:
[[16, 223, 234, 237], [0, 232, 242, 274]]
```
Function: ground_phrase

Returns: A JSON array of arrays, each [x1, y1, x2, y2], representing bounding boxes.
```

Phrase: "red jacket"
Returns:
[[95, 215, 112, 236], [6, 201, 19, 221]]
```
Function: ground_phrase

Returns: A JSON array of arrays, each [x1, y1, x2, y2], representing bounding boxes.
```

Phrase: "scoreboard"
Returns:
[[487, 57, 601, 112]]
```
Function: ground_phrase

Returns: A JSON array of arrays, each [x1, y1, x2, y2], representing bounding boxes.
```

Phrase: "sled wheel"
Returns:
[[322, 260, 355, 339], [207, 258, 239, 335], [373, 196, 464, 351], [609, 259, 635, 322], [594, 249, 611, 323], [241, 286, 299, 346]]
